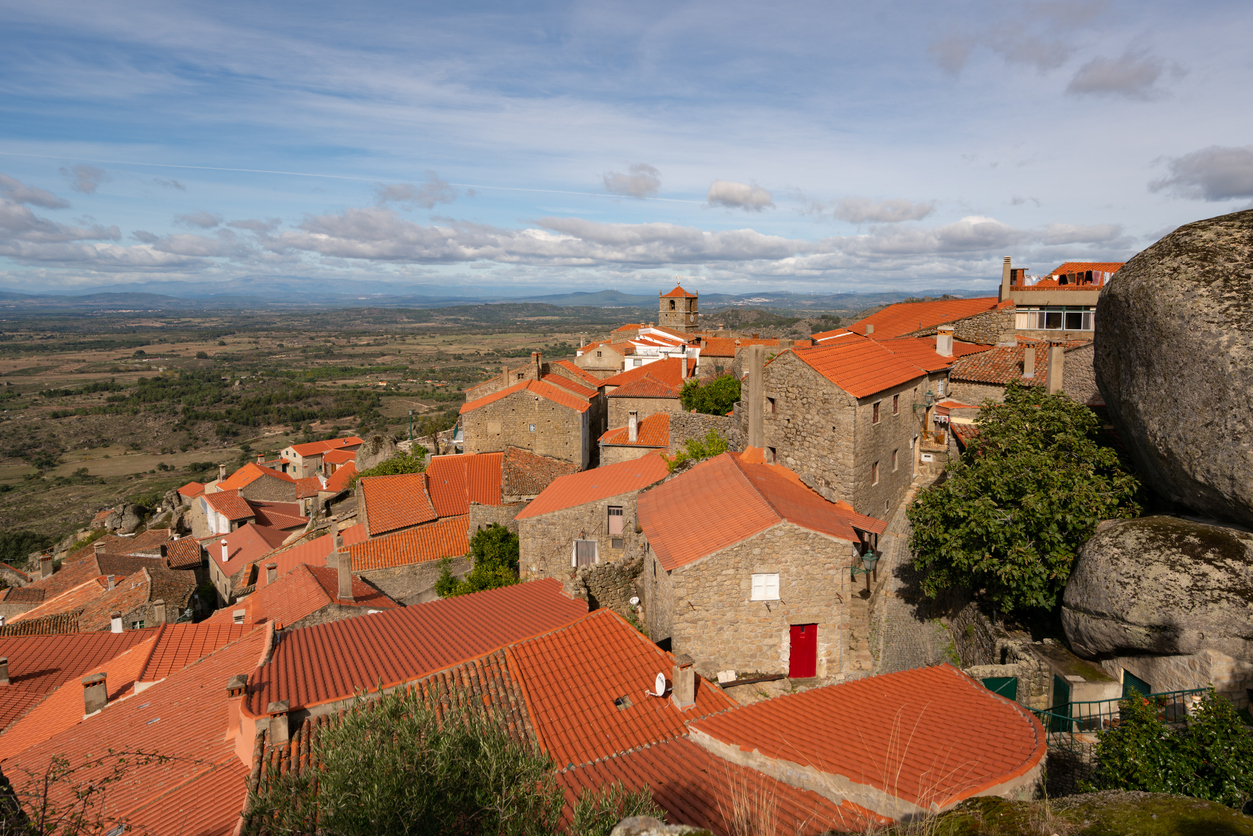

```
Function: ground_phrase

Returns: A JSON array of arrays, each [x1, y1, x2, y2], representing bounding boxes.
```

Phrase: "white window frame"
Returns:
[[750, 573, 780, 601], [572, 539, 598, 567]]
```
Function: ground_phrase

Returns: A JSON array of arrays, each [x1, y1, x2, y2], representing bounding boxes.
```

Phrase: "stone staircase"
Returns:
[[846, 587, 875, 672]]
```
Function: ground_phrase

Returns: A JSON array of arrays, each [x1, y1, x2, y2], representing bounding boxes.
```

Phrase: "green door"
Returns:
[[1122, 670, 1152, 699], [1049, 674, 1072, 733], [982, 676, 1018, 702]]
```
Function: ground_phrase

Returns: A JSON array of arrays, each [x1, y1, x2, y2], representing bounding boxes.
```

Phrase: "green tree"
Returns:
[[436, 524, 520, 597], [349, 451, 427, 487], [679, 375, 741, 416], [664, 430, 729, 473], [0, 531, 51, 569], [908, 383, 1141, 614]]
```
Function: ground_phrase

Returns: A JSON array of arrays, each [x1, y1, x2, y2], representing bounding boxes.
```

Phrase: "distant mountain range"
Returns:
[[0, 278, 998, 313]]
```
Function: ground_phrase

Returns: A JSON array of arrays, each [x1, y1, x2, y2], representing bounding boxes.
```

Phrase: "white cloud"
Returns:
[[60, 165, 110, 195], [834, 197, 935, 224], [602, 163, 661, 198], [1066, 49, 1166, 99], [152, 177, 186, 191], [175, 211, 223, 228], [375, 171, 456, 209], [228, 217, 282, 234], [0, 174, 71, 210], [706, 180, 773, 212], [1149, 145, 1253, 201]]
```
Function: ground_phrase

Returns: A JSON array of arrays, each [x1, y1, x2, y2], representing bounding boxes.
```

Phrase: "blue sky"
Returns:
[[1, 0, 1251, 296]]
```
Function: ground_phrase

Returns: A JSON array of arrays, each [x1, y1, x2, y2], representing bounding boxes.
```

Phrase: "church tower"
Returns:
[[658, 283, 699, 333]]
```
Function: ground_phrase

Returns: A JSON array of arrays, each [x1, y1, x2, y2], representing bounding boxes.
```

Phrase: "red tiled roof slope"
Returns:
[[877, 336, 991, 372], [426, 453, 503, 517], [789, 338, 928, 399], [204, 489, 256, 521], [1048, 261, 1124, 276], [661, 285, 696, 298], [348, 516, 469, 571], [600, 357, 696, 390], [551, 360, 602, 388], [289, 436, 363, 457], [607, 374, 680, 399], [842, 297, 1003, 340], [323, 461, 357, 492], [360, 472, 437, 535], [515, 453, 669, 520], [600, 412, 670, 448], [502, 447, 578, 497], [460, 378, 591, 415], [542, 373, 598, 399]]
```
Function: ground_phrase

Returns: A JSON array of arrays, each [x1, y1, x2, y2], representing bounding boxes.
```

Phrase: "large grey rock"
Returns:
[[354, 434, 398, 472], [117, 504, 143, 535], [1094, 208, 1253, 527], [1062, 516, 1253, 660]]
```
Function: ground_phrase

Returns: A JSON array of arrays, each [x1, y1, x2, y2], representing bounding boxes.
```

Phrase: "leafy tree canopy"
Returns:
[[664, 430, 729, 473], [436, 523, 519, 597], [679, 375, 740, 416], [908, 382, 1140, 614], [349, 451, 427, 487]]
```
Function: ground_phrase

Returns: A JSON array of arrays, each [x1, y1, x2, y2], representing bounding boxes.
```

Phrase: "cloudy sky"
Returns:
[[1, 0, 1250, 296]]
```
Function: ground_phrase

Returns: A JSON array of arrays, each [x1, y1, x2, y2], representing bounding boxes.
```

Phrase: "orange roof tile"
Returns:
[[877, 336, 992, 372], [607, 373, 681, 399], [688, 665, 1046, 812], [551, 359, 603, 388], [348, 516, 469, 571], [459, 378, 592, 415], [600, 412, 670, 448], [164, 536, 203, 569], [612, 323, 646, 332], [639, 452, 886, 571], [243, 578, 587, 713], [213, 563, 400, 628], [507, 610, 734, 769], [323, 461, 357, 493], [217, 461, 295, 492], [8, 578, 105, 625], [789, 338, 928, 399], [322, 448, 357, 466], [204, 523, 291, 576], [515, 453, 670, 520], [124, 760, 249, 836], [845, 297, 1002, 340], [203, 489, 256, 521], [541, 373, 598, 399], [138, 622, 252, 681], [176, 481, 205, 498], [502, 446, 579, 497], [661, 284, 697, 298], [1048, 261, 1124, 277], [426, 453, 503, 517], [251, 524, 367, 589], [289, 436, 364, 457], [948, 336, 1083, 386], [600, 357, 696, 390], [0, 612, 80, 636], [249, 500, 308, 530], [360, 471, 437, 535], [293, 476, 323, 498], [558, 737, 885, 835]]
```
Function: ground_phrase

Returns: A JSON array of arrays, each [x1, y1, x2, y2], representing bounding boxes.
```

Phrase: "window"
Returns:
[[767, 396, 776, 414], [131, 620, 146, 630], [607, 506, 624, 536], [892, 394, 899, 415], [872, 401, 881, 424], [872, 461, 879, 485], [596, 351, 603, 358], [573, 539, 598, 567], [611, 537, 624, 549], [751, 573, 780, 601], [670, 299, 676, 310], [892, 449, 899, 471], [766, 446, 776, 463], [528, 423, 536, 432]]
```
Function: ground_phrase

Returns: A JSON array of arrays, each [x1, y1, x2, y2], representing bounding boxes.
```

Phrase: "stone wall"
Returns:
[[599, 445, 662, 466], [668, 412, 740, 452], [1062, 343, 1100, 405], [950, 599, 1054, 711], [465, 359, 542, 402], [518, 490, 647, 596], [469, 501, 526, 535], [947, 380, 1006, 406], [650, 523, 857, 680], [952, 307, 1015, 345], [461, 389, 589, 468], [608, 396, 682, 428], [1098, 651, 1253, 709], [574, 554, 644, 619], [575, 346, 626, 377], [362, 556, 471, 606], [239, 477, 298, 503]]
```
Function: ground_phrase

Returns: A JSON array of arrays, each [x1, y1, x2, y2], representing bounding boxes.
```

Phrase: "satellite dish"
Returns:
[[629, 596, 641, 608], [653, 673, 667, 697]]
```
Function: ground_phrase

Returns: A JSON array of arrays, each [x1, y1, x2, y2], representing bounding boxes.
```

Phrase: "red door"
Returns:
[[789, 624, 817, 678]]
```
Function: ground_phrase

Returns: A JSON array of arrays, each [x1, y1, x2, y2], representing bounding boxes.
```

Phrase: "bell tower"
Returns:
[[658, 282, 699, 333]]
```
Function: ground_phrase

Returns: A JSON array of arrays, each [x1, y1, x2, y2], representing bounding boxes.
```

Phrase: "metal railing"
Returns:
[[1029, 687, 1210, 752]]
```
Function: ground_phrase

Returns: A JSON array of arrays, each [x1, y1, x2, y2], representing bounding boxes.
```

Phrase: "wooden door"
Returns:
[[788, 624, 817, 678]]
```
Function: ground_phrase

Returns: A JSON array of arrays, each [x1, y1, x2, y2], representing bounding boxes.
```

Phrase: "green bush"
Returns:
[[350, 452, 427, 487], [678, 375, 740, 416], [570, 781, 664, 836], [436, 524, 519, 598], [664, 430, 729, 472]]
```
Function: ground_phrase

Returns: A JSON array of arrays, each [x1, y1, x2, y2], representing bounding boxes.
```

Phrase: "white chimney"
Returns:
[[39, 553, 52, 579], [628, 411, 639, 443], [152, 599, 167, 625], [1023, 346, 1036, 379], [1047, 343, 1065, 394], [267, 700, 291, 747], [999, 255, 1013, 302], [679, 349, 688, 380], [220, 539, 229, 564], [110, 611, 123, 633], [106, 574, 116, 591], [936, 325, 954, 358]]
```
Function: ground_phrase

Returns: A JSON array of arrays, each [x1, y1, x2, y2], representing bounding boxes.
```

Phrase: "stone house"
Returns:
[[459, 378, 593, 468], [599, 411, 741, 466], [813, 296, 1010, 345], [279, 437, 364, 479], [948, 337, 1100, 406], [600, 356, 696, 427], [516, 452, 670, 594], [1001, 257, 1123, 343], [639, 450, 885, 680], [692, 336, 790, 375], [574, 340, 634, 378]]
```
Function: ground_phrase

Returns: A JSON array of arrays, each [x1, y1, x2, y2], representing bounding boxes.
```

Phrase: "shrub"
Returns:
[[349, 451, 427, 486], [664, 430, 729, 472], [436, 524, 519, 598], [570, 781, 664, 836], [679, 375, 740, 416]]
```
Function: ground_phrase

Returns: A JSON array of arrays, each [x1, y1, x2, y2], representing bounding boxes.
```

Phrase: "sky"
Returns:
[[1, 0, 1251, 297]]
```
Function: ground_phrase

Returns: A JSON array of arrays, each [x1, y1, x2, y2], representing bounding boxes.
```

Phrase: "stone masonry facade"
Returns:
[[518, 489, 646, 596], [608, 395, 682, 428], [470, 501, 527, 535], [643, 523, 858, 680], [461, 389, 590, 468], [952, 306, 1015, 345]]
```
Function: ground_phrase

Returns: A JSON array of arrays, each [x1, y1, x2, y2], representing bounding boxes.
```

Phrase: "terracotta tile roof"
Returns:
[[289, 436, 364, 457], [558, 737, 885, 835], [2, 629, 266, 832], [0, 612, 79, 636], [843, 297, 1003, 340], [639, 452, 886, 572], [0, 629, 155, 731], [205, 523, 291, 576], [212, 563, 400, 628], [507, 610, 735, 769], [600, 357, 696, 390], [139, 622, 252, 681], [661, 284, 697, 298], [952, 423, 980, 447], [0, 562, 30, 582], [695, 336, 780, 357], [600, 412, 670, 448], [877, 336, 992, 372], [163, 536, 203, 569], [243, 578, 587, 714], [1048, 261, 1124, 277], [176, 481, 205, 498], [613, 323, 646, 332], [542, 373, 598, 399], [204, 489, 257, 521], [348, 515, 469, 571], [426, 453, 504, 516], [789, 338, 928, 399], [249, 500, 308, 530], [217, 461, 295, 491], [8, 578, 104, 625], [252, 524, 367, 589], [515, 453, 670, 520], [293, 476, 323, 498], [949, 337, 1070, 386], [607, 373, 681, 399], [74, 568, 186, 632], [0, 586, 42, 604], [322, 461, 357, 493], [688, 665, 1046, 812], [459, 378, 592, 415], [63, 529, 174, 563], [552, 359, 604, 388], [360, 472, 437, 535], [501, 446, 579, 497], [322, 448, 358, 466]]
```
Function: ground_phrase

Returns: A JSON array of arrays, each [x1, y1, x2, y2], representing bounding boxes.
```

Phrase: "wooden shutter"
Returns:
[[607, 506, 624, 536]]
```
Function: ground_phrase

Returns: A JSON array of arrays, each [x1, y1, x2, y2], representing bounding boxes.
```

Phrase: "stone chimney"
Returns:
[[39, 554, 52, 579], [679, 348, 688, 380], [265, 563, 278, 585], [747, 344, 766, 449], [152, 599, 167, 625], [1023, 346, 1036, 379], [936, 325, 954, 358], [225, 673, 248, 743], [110, 611, 122, 633], [501, 364, 510, 388], [999, 255, 1012, 302], [106, 574, 116, 591], [219, 463, 226, 482], [267, 700, 291, 747], [1047, 343, 1065, 394], [671, 654, 695, 710], [337, 550, 354, 602], [864, 323, 874, 336], [579, 335, 586, 348], [532, 351, 542, 380], [0, 657, 9, 686], [257, 454, 265, 464], [83, 672, 108, 715], [628, 410, 639, 443], [94, 542, 106, 557]]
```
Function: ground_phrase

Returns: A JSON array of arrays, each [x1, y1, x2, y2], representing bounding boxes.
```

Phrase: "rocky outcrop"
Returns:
[[117, 503, 143, 535], [1062, 516, 1253, 660], [1094, 208, 1253, 528], [354, 434, 398, 472]]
